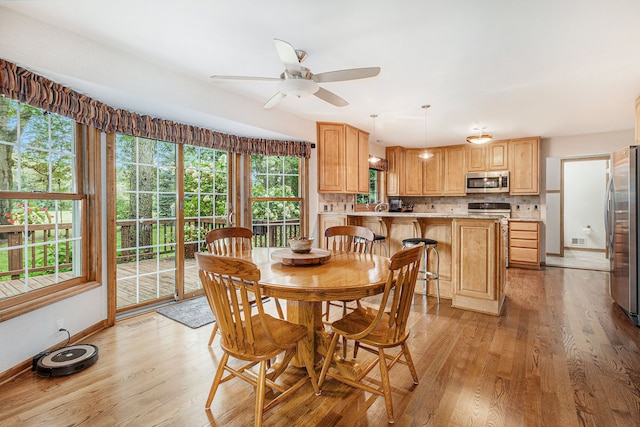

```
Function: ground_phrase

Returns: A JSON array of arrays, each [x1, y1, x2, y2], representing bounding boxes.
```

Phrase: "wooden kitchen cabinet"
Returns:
[[467, 141, 509, 172], [488, 141, 509, 170], [318, 214, 347, 248], [443, 145, 467, 195], [317, 122, 369, 194], [452, 218, 505, 315], [422, 147, 444, 195], [509, 137, 540, 195], [386, 146, 404, 196], [404, 149, 424, 196], [508, 220, 540, 269]]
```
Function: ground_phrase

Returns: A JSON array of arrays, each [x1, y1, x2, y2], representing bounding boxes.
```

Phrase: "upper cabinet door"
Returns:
[[404, 149, 425, 195], [488, 141, 508, 171], [386, 146, 404, 197], [443, 145, 467, 195], [509, 137, 540, 195], [317, 123, 345, 193], [423, 147, 444, 195], [466, 145, 487, 172], [345, 125, 359, 193]]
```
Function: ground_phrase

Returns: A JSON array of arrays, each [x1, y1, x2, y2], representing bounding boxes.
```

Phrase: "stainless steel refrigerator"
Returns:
[[606, 146, 639, 326]]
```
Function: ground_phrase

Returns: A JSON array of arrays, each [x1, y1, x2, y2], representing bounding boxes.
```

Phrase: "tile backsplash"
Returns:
[[317, 193, 541, 219]]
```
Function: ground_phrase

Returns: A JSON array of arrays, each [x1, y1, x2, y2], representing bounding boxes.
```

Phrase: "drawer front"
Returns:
[[510, 222, 538, 232], [510, 247, 538, 263], [510, 230, 538, 240], [510, 238, 538, 249]]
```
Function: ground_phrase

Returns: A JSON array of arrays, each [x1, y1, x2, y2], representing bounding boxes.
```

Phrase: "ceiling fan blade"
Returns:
[[314, 87, 348, 107], [210, 75, 279, 81], [264, 92, 286, 109], [274, 39, 302, 74], [312, 67, 381, 83]]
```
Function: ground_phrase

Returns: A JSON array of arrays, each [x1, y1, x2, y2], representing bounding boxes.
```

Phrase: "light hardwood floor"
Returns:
[[1, 266, 639, 426]]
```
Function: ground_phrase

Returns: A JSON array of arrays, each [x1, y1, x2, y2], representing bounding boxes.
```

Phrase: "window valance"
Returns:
[[0, 59, 311, 158]]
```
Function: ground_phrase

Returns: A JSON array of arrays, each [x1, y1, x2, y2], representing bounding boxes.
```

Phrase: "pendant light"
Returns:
[[368, 114, 381, 163], [466, 126, 493, 144], [418, 104, 433, 159]]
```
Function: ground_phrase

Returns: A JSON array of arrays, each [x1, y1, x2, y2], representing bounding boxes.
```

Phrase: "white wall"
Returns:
[[0, 287, 105, 372]]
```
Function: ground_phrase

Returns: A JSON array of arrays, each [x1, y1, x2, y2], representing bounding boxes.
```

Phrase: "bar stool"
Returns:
[[373, 233, 388, 256], [401, 237, 440, 304]]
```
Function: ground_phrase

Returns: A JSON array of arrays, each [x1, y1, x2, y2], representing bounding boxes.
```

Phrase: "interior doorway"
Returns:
[[546, 155, 610, 271]]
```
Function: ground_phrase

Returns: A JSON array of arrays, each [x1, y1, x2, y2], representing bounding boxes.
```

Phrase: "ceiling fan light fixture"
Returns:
[[277, 77, 319, 98], [466, 127, 493, 144]]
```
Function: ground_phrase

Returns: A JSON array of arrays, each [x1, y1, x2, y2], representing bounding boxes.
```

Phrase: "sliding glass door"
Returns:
[[114, 136, 177, 310], [182, 145, 229, 296]]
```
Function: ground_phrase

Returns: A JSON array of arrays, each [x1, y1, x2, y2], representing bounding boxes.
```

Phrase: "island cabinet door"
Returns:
[[387, 218, 420, 255], [451, 219, 505, 316], [318, 215, 347, 249]]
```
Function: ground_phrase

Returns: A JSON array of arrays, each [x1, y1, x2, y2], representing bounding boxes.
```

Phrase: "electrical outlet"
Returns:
[[56, 318, 64, 333], [516, 204, 521, 211], [430, 204, 435, 209], [533, 204, 539, 211]]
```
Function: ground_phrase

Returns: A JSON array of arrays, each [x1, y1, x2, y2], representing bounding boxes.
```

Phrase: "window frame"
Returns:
[[244, 154, 308, 243], [355, 168, 384, 212], [0, 122, 101, 321]]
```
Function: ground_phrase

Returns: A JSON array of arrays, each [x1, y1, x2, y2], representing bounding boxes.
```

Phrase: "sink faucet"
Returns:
[[374, 202, 388, 212]]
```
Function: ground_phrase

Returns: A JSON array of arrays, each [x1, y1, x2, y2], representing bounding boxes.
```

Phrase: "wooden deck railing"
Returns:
[[0, 219, 301, 282]]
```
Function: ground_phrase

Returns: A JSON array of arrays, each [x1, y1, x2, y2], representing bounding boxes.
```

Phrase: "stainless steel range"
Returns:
[[468, 202, 511, 266], [467, 202, 511, 218]]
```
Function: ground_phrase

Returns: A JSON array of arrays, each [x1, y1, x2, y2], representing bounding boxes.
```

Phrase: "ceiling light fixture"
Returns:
[[466, 127, 493, 144], [418, 104, 433, 159], [276, 74, 319, 98], [368, 114, 381, 163]]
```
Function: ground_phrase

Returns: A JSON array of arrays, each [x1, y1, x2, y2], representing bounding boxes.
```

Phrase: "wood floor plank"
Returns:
[[1, 266, 640, 426]]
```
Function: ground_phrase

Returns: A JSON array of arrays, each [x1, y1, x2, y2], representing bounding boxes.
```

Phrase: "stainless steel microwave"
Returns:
[[465, 171, 510, 193]]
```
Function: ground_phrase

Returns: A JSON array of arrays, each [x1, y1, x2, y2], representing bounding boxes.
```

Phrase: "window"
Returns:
[[250, 155, 301, 247], [0, 95, 89, 311], [356, 169, 380, 206]]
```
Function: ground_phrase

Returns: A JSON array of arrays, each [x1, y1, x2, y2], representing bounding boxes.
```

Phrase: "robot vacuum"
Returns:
[[35, 344, 99, 378]]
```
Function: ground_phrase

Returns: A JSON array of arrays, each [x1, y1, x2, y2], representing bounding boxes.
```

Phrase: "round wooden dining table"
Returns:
[[242, 247, 391, 366]]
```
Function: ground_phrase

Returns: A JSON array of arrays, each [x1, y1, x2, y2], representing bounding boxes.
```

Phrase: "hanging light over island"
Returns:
[[418, 104, 433, 159]]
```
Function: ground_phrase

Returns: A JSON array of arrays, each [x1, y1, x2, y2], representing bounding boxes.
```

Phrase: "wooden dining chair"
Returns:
[[323, 225, 375, 320], [204, 227, 284, 346], [196, 252, 320, 426], [318, 243, 423, 424]]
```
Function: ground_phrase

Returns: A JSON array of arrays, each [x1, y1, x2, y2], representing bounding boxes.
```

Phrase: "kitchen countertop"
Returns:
[[318, 211, 505, 220]]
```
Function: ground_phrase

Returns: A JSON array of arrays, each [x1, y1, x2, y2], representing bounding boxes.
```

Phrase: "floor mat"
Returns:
[[156, 297, 214, 329]]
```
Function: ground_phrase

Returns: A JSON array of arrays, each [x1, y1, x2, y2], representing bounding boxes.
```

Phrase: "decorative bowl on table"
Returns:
[[289, 237, 314, 254]]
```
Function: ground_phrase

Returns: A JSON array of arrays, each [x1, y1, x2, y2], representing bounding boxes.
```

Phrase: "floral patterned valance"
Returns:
[[0, 59, 311, 158]]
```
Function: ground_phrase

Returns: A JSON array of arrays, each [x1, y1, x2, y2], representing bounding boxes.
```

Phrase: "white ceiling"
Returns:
[[2, 0, 640, 147]]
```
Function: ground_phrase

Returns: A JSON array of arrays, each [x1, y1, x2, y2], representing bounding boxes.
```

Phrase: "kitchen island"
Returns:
[[318, 212, 507, 315]]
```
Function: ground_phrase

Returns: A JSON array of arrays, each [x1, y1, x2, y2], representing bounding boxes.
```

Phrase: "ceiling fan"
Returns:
[[210, 39, 381, 109]]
